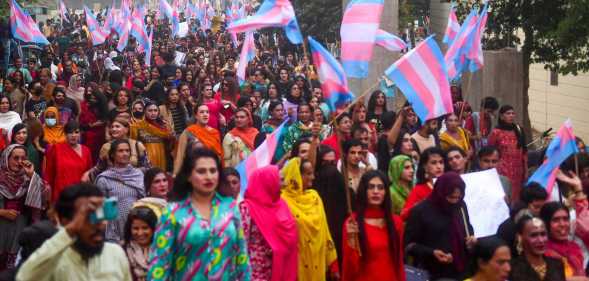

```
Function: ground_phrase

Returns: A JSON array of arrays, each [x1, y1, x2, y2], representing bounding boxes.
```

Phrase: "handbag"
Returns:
[[405, 265, 430, 281]]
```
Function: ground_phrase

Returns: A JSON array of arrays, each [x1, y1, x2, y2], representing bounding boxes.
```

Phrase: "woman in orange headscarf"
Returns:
[[42, 107, 66, 145], [173, 103, 223, 177], [222, 107, 259, 167]]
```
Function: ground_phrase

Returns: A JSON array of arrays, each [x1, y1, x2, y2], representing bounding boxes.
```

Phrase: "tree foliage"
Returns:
[[292, 0, 342, 43], [456, 0, 589, 75]]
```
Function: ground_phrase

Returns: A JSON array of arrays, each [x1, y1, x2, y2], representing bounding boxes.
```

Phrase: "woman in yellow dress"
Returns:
[[281, 157, 339, 280], [440, 113, 471, 156], [130, 100, 174, 170]]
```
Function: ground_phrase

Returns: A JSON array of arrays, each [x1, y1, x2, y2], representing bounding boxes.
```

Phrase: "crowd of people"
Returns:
[[2, 5, 589, 281]]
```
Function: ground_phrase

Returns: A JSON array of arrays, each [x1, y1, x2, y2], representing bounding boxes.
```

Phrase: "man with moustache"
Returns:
[[15, 183, 132, 281]]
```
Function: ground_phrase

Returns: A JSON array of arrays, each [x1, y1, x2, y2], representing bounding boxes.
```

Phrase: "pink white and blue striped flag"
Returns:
[[59, 0, 70, 23], [131, 8, 150, 54], [116, 22, 131, 51], [528, 119, 579, 195], [85, 6, 110, 46], [340, 0, 384, 78], [159, 0, 180, 37], [466, 3, 488, 72], [145, 27, 154, 67], [442, 5, 460, 45], [227, 0, 303, 44], [114, 0, 131, 35], [9, 0, 50, 45], [236, 119, 288, 196], [103, 6, 116, 32], [237, 32, 257, 85], [308, 36, 354, 111], [444, 8, 479, 79], [384, 35, 453, 121], [375, 29, 407, 52]]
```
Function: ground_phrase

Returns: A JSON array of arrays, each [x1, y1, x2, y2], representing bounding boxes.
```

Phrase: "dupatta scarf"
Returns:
[[243, 165, 298, 281], [281, 158, 338, 281]]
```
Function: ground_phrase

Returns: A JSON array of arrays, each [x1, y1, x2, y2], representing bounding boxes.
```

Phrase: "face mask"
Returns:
[[46, 118, 57, 127], [132, 111, 144, 119]]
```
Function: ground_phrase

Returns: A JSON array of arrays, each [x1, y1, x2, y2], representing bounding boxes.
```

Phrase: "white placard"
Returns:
[[174, 51, 186, 66], [177, 22, 189, 38], [462, 169, 510, 238]]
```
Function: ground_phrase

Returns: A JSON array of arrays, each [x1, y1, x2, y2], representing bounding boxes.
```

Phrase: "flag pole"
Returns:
[[337, 126, 362, 257]]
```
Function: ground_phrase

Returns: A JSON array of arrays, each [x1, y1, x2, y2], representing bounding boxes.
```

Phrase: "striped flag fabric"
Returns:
[[466, 3, 489, 72], [145, 27, 154, 67], [84, 6, 110, 46], [236, 119, 289, 197], [160, 0, 180, 37], [444, 8, 479, 79], [340, 0, 384, 78], [528, 119, 579, 195], [9, 0, 50, 45], [308, 36, 354, 111], [375, 29, 407, 52], [131, 8, 150, 54], [227, 0, 303, 44], [384, 35, 453, 121], [442, 5, 460, 45], [116, 20, 131, 51], [237, 32, 257, 85], [59, 0, 70, 23]]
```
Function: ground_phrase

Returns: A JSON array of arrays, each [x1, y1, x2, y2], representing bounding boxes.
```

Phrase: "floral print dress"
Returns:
[[148, 194, 251, 281]]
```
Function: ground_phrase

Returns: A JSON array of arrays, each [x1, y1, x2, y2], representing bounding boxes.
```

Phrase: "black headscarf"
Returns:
[[496, 105, 525, 149], [428, 172, 468, 272]]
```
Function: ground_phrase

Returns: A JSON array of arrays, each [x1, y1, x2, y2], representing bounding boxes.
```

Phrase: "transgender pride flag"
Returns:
[[227, 0, 303, 44], [466, 3, 489, 72], [444, 8, 479, 79], [85, 6, 110, 46], [9, 0, 50, 45], [308, 36, 354, 111], [340, 0, 384, 78], [384, 36, 453, 122], [59, 0, 70, 23], [528, 119, 579, 194], [442, 5, 460, 45], [236, 119, 288, 197], [237, 32, 256, 85], [375, 29, 407, 52]]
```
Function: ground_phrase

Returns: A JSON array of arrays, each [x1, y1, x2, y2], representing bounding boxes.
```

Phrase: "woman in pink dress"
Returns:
[[488, 105, 527, 202]]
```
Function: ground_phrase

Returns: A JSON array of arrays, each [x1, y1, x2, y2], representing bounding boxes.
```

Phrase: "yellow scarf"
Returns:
[[440, 127, 470, 152], [281, 158, 338, 281]]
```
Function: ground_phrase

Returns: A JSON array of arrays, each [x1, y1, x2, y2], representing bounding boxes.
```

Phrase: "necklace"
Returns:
[[531, 261, 547, 280]]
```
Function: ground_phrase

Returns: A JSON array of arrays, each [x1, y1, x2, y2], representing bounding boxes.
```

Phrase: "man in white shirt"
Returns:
[[16, 183, 132, 281], [411, 119, 439, 153]]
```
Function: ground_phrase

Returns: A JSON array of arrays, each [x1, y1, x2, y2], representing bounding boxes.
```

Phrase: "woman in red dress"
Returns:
[[401, 147, 446, 221], [79, 88, 108, 162], [342, 170, 405, 281], [488, 105, 527, 202], [44, 121, 93, 202]]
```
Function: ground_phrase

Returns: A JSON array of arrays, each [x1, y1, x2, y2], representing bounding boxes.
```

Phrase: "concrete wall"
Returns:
[[462, 49, 525, 126], [343, 0, 400, 99], [429, 0, 451, 47], [529, 65, 589, 142]]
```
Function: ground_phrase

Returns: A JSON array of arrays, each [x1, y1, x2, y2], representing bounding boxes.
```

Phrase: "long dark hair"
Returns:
[[496, 105, 525, 149], [416, 147, 445, 184], [123, 207, 158, 247], [170, 148, 223, 201], [367, 90, 388, 117], [355, 170, 399, 262]]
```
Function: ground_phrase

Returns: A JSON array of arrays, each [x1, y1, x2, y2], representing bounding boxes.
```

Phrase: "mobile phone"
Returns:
[[89, 197, 118, 224]]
